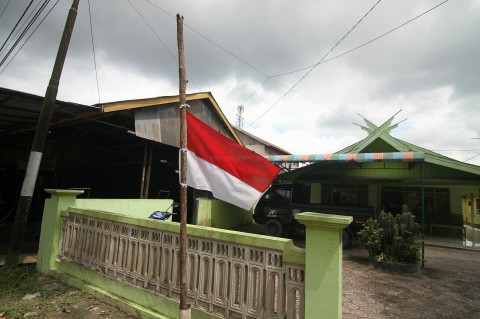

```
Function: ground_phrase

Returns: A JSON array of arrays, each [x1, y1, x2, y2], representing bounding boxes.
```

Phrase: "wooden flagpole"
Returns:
[[176, 13, 191, 319]]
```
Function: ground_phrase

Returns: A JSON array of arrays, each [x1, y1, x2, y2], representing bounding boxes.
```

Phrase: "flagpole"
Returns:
[[176, 13, 191, 319]]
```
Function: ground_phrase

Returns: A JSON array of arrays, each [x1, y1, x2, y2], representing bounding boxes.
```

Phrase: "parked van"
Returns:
[[253, 182, 374, 248]]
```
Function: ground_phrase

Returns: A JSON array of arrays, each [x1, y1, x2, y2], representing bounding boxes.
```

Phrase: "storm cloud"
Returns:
[[1, 0, 479, 164]]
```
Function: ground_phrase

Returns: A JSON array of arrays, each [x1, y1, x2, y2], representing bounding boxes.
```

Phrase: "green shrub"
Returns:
[[358, 211, 421, 264]]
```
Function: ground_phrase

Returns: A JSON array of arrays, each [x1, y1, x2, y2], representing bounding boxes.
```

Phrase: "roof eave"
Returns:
[[100, 92, 243, 146]]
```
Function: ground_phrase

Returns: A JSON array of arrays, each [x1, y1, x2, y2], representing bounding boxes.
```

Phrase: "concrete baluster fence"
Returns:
[[37, 189, 352, 319]]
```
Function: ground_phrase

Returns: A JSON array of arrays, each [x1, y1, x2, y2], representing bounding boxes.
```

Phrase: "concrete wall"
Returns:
[[193, 198, 252, 229], [37, 189, 351, 319], [75, 198, 174, 219]]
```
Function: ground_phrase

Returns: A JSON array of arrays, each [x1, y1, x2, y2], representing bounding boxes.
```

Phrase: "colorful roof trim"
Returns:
[[265, 152, 425, 163]]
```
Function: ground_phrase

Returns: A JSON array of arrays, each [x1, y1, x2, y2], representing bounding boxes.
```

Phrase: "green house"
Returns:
[[268, 115, 480, 240]]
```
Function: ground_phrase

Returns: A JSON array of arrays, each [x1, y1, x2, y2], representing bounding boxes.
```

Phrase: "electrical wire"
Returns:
[[0, 0, 34, 54], [240, 0, 451, 125], [0, 0, 12, 22], [270, 0, 451, 79], [87, 0, 101, 104], [464, 153, 480, 163], [241, 77, 271, 105], [225, 77, 272, 117], [138, 0, 357, 123], [128, 0, 177, 62], [0, 0, 54, 72], [0, 1, 59, 76], [432, 149, 480, 152], [247, 0, 383, 128], [127, 0, 201, 91], [0, 0, 45, 58], [140, 0, 270, 79]]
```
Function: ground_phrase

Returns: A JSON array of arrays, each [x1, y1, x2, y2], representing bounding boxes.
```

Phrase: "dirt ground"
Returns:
[[0, 270, 135, 319], [1, 244, 479, 319]]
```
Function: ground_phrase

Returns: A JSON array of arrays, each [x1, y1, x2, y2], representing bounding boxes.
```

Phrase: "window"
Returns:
[[381, 187, 450, 215], [264, 188, 291, 202], [321, 184, 368, 206]]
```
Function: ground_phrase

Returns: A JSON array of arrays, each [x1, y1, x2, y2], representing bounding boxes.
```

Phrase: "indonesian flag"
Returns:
[[185, 112, 281, 210]]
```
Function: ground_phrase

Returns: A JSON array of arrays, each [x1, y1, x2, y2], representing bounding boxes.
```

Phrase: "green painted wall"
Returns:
[[296, 213, 352, 319], [75, 198, 174, 220], [194, 198, 252, 229], [37, 189, 84, 273], [450, 188, 463, 215], [311, 182, 322, 203], [37, 190, 352, 319]]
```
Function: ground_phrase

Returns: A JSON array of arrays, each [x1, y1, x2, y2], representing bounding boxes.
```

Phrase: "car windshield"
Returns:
[[264, 188, 291, 202]]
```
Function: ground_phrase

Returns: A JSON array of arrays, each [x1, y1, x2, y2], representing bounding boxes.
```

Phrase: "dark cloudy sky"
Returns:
[[1, 0, 479, 164]]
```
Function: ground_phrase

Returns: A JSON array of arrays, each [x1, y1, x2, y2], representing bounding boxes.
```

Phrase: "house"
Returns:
[[266, 114, 480, 239], [0, 88, 246, 230], [233, 126, 298, 170]]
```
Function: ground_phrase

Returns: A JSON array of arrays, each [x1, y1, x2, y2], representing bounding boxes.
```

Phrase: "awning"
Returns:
[[265, 152, 425, 163]]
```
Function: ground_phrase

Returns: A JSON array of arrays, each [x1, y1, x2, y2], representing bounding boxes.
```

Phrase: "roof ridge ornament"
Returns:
[[354, 109, 407, 135]]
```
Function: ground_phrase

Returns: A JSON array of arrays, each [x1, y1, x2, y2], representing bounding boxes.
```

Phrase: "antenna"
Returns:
[[236, 105, 245, 128]]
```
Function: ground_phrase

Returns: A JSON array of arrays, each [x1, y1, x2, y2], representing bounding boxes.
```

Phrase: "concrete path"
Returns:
[[342, 245, 480, 319]]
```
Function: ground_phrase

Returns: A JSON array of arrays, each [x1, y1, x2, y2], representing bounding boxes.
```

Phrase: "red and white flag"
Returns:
[[185, 112, 281, 210]]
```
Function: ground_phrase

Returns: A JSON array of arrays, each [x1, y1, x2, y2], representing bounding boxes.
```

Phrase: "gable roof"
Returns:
[[100, 92, 242, 145], [234, 127, 292, 155], [337, 113, 480, 176]]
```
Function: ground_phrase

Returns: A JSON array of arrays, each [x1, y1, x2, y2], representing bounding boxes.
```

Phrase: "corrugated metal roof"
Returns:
[[0, 87, 99, 136]]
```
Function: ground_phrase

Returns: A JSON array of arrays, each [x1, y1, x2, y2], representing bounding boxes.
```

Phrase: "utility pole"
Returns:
[[5, 0, 80, 267], [177, 13, 191, 319]]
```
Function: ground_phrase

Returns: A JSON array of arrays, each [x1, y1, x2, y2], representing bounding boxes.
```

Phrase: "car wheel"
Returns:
[[265, 219, 284, 237]]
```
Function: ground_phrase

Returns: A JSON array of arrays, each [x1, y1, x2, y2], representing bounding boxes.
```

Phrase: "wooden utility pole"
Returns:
[[177, 13, 191, 319], [5, 0, 80, 267]]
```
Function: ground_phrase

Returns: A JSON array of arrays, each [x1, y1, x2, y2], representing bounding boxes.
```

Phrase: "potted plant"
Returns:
[[358, 210, 421, 273]]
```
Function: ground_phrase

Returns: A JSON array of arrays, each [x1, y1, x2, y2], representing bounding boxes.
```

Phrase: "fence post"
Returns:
[[295, 212, 352, 319], [37, 189, 84, 273]]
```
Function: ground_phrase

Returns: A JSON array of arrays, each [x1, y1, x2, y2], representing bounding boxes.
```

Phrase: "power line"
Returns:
[[464, 153, 480, 163], [241, 77, 270, 105], [269, 0, 451, 79], [433, 149, 480, 152], [225, 77, 272, 117], [0, 0, 12, 21], [87, 0, 101, 104], [128, 0, 201, 90], [0, 0, 34, 54], [138, 0, 357, 123], [140, 0, 270, 79], [128, 0, 177, 62], [0, 0, 57, 71], [247, 0, 383, 128], [1, 0, 44, 57], [240, 0, 451, 124], [0, 1, 59, 76]]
